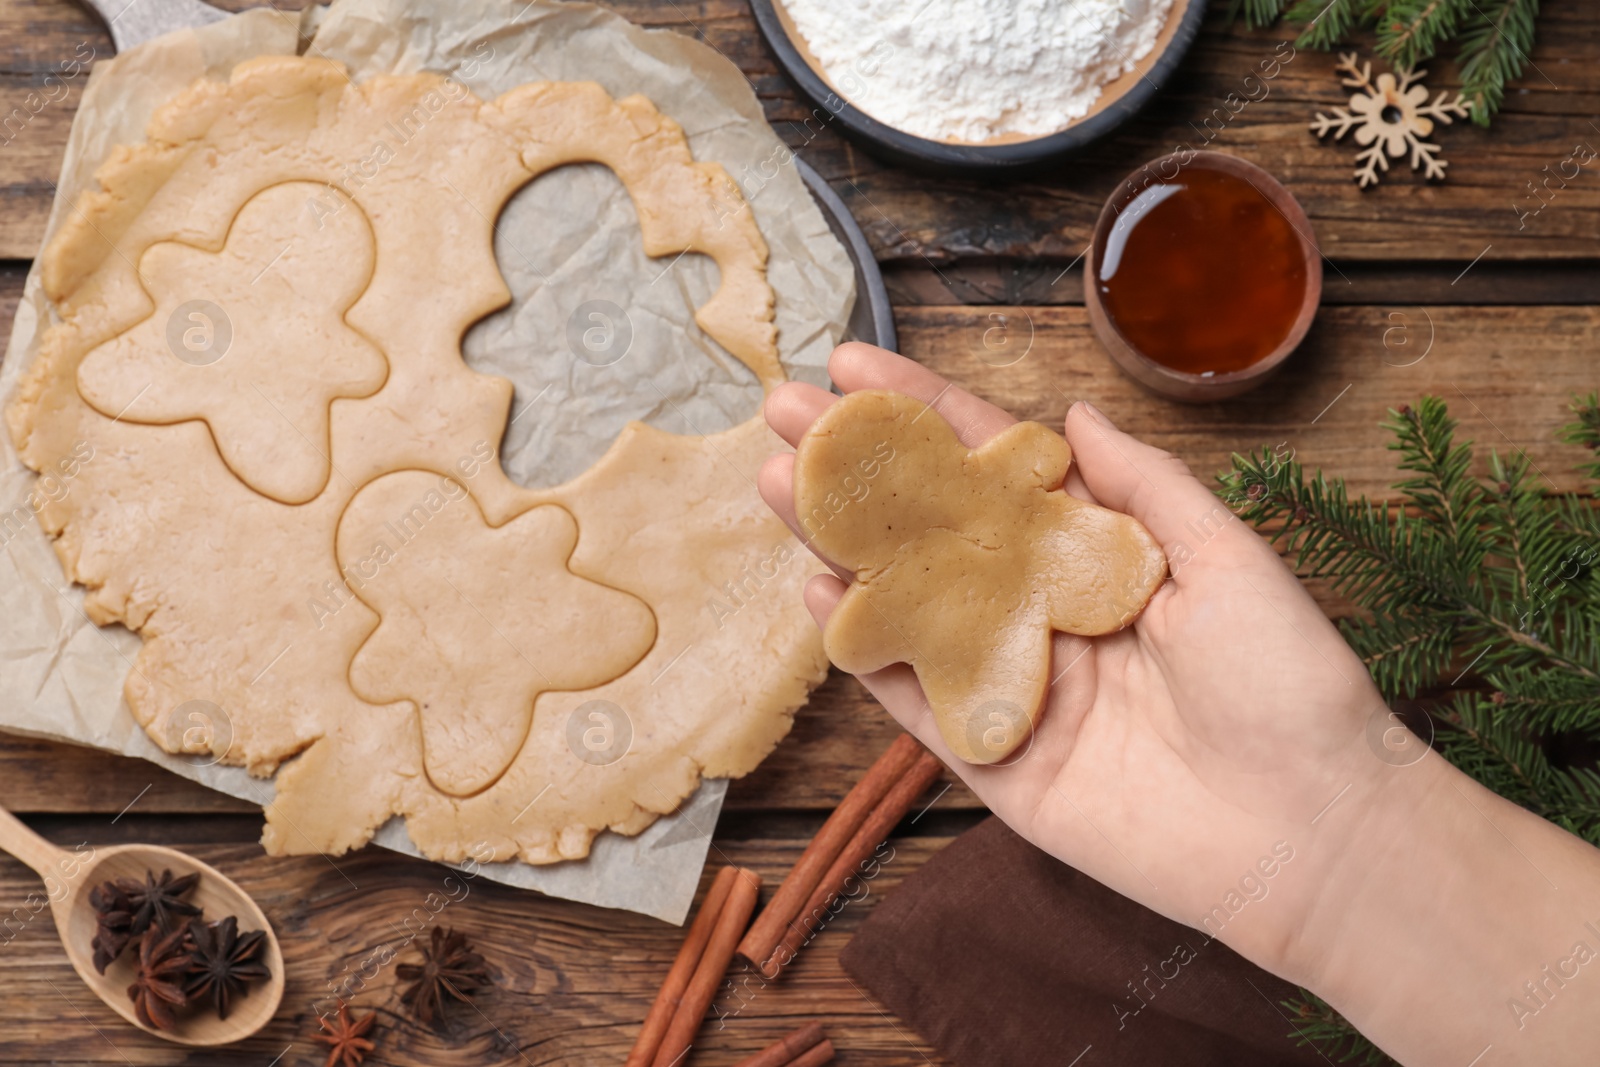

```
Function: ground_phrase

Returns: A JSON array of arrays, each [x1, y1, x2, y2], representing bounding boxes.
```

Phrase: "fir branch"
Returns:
[[1555, 494, 1600, 550], [1283, 991, 1396, 1064], [1457, 0, 1540, 126], [1287, 0, 1371, 50], [1341, 612, 1459, 699], [1225, 446, 1421, 604], [1231, 0, 1292, 30], [1434, 692, 1554, 815], [1222, 405, 1600, 688], [1251, 0, 1542, 124], [1560, 392, 1600, 483], [1488, 455, 1532, 603], [1492, 665, 1600, 737], [1376, 0, 1470, 69], [1542, 766, 1600, 847], [1436, 695, 1600, 847], [1385, 399, 1486, 578], [1482, 449, 1564, 639]]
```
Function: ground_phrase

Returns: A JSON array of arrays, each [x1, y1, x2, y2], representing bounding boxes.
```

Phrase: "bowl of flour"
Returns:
[[752, 0, 1207, 174]]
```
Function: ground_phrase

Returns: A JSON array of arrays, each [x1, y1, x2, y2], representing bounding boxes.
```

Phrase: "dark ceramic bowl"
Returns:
[[1084, 151, 1323, 402], [750, 0, 1208, 178]]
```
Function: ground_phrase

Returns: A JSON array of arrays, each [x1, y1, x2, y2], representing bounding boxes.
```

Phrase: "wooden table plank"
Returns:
[[0, 1, 1595, 261], [883, 259, 1600, 308], [0, 822, 954, 1065]]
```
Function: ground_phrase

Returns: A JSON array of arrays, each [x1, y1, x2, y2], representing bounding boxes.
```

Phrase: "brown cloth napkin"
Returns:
[[841, 817, 1328, 1067]]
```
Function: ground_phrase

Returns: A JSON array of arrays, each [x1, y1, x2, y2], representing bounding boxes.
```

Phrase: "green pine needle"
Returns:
[[1376, 0, 1469, 69], [1283, 991, 1394, 1064], [1287, 0, 1366, 49], [1232, 0, 1541, 125], [1219, 392, 1600, 1059], [1562, 391, 1600, 482], [1457, 0, 1539, 126], [1231, 0, 1292, 30]]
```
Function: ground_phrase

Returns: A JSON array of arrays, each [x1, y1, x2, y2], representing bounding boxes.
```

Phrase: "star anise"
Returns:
[[315, 1001, 378, 1067], [396, 926, 491, 1028], [184, 915, 271, 1020], [127, 922, 193, 1031], [117, 868, 202, 936], [88, 880, 137, 974]]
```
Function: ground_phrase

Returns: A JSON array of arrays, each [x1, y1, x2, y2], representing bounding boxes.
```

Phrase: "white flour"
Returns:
[[784, 0, 1176, 142]]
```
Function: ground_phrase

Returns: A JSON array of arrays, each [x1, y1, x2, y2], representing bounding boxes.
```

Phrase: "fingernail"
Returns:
[[1079, 400, 1105, 424]]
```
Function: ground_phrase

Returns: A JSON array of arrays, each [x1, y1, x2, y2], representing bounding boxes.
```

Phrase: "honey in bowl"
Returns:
[[1096, 165, 1309, 376]]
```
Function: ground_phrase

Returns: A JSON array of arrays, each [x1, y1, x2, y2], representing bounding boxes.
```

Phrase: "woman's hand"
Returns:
[[760, 343, 1600, 1067], [761, 342, 1380, 971]]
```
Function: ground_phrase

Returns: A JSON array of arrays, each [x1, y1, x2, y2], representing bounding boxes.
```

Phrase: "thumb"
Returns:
[[1063, 401, 1237, 560]]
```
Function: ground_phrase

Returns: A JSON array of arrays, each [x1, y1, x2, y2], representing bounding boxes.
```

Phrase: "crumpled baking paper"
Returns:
[[0, 0, 853, 925]]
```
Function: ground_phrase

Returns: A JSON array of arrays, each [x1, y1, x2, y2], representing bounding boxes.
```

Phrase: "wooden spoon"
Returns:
[[0, 804, 284, 1045]]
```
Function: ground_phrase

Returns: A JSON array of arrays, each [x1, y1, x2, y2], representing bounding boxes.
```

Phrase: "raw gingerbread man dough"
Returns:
[[793, 390, 1167, 764], [75, 182, 387, 504], [336, 470, 656, 798]]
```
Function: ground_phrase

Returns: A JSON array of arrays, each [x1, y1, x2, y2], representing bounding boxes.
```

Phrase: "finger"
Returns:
[[828, 342, 1015, 447], [1064, 401, 1239, 560], [757, 453, 798, 530], [802, 571, 847, 628], [763, 381, 837, 448], [760, 455, 851, 579], [1063, 464, 1099, 505]]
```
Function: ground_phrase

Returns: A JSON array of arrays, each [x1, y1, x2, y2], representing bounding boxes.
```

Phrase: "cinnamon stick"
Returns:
[[788, 1041, 835, 1067], [764, 751, 944, 976], [650, 866, 762, 1067], [737, 733, 922, 973], [730, 1022, 827, 1067], [625, 865, 740, 1067]]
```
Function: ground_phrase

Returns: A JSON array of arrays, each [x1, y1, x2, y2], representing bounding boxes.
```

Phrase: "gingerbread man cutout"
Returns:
[[335, 470, 657, 797], [794, 390, 1167, 763], [76, 181, 387, 504]]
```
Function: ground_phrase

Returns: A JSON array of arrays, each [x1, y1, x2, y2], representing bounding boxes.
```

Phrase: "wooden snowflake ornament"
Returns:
[[1310, 52, 1470, 188]]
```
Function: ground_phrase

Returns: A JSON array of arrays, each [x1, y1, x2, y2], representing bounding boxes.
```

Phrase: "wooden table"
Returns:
[[0, 0, 1595, 1062]]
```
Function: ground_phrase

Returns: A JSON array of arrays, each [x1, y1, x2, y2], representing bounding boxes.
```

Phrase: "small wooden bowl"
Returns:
[[751, 0, 1207, 176], [1084, 151, 1323, 402]]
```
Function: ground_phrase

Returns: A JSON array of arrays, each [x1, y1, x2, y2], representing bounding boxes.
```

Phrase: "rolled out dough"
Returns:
[[6, 56, 827, 864]]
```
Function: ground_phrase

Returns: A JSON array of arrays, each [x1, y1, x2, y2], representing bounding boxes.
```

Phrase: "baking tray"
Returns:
[[795, 157, 896, 354]]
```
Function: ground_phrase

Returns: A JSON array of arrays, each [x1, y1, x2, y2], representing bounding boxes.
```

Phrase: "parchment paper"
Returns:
[[0, 0, 853, 924]]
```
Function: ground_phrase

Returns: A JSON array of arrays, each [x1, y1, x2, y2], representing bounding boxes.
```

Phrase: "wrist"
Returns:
[[1174, 701, 1439, 990], [1221, 716, 1441, 991], [1284, 745, 1473, 991], [1283, 739, 1600, 1063]]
